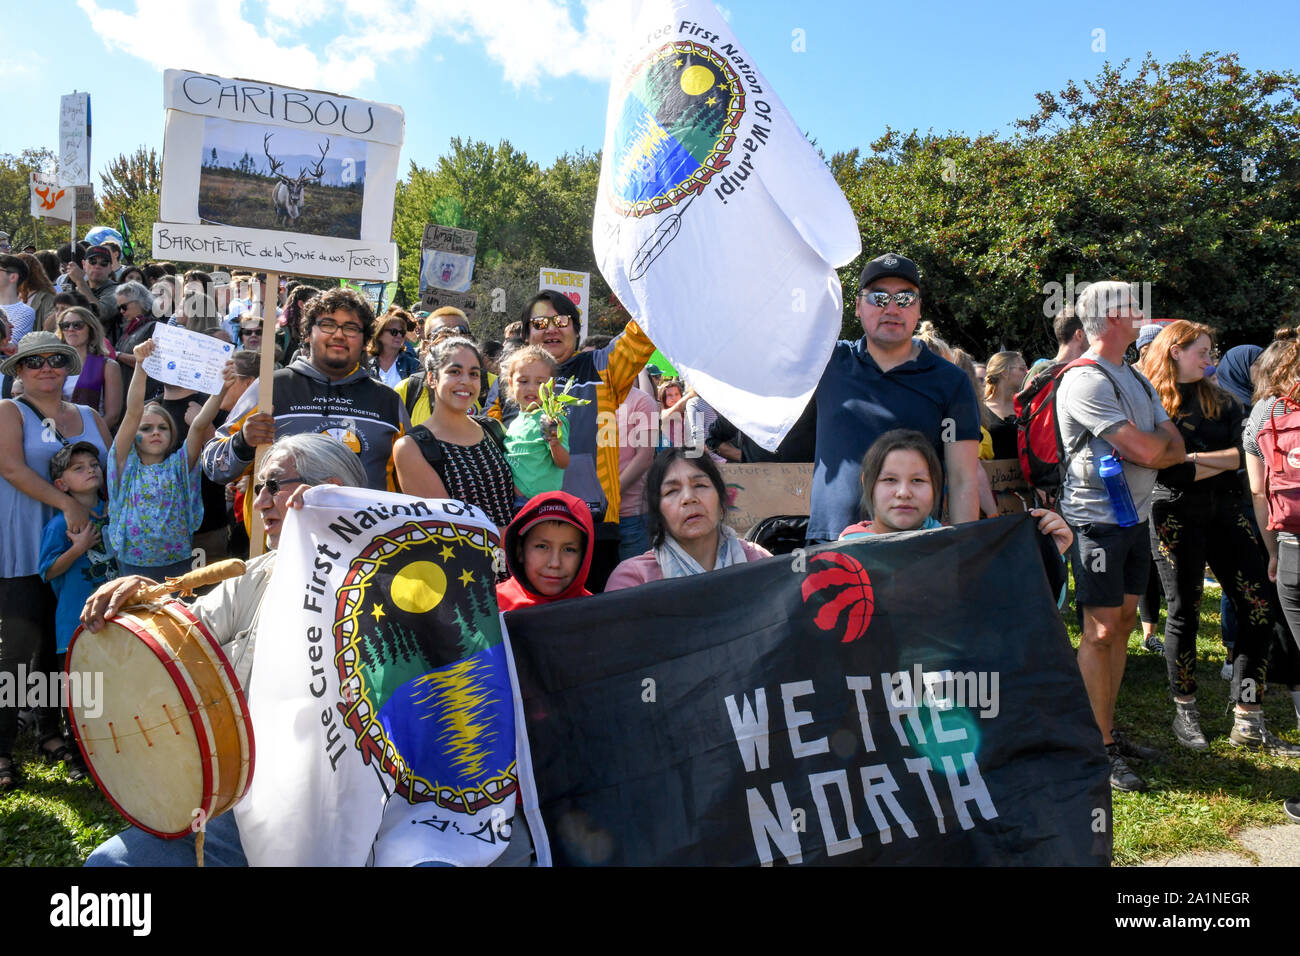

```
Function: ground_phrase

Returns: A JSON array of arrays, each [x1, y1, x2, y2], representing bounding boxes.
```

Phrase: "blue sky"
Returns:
[[8, 0, 1300, 187]]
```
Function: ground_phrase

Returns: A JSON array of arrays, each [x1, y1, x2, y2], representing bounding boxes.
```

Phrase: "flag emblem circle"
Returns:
[[606, 40, 746, 219]]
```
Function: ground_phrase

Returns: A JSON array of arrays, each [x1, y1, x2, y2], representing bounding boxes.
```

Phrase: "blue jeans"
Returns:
[[84, 811, 247, 867], [618, 513, 650, 561]]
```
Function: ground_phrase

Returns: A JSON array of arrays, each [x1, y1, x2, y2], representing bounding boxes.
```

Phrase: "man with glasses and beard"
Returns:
[[203, 287, 410, 492], [807, 252, 982, 544]]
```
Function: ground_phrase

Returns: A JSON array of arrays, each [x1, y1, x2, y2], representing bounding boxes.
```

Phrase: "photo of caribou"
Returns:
[[196, 117, 366, 239], [264, 132, 329, 226]]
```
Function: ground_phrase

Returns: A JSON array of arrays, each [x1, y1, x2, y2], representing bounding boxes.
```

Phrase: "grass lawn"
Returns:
[[4, 580, 1299, 866]]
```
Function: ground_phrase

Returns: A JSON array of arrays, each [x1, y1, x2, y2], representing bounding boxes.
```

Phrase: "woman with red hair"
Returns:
[[1140, 321, 1294, 755]]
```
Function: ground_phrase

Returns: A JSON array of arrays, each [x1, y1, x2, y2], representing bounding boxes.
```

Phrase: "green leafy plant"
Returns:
[[526, 377, 590, 432]]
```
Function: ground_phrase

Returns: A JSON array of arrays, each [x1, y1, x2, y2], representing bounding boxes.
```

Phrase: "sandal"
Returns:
[[0, 754, 18, 792], [38, 736, 88, 782]]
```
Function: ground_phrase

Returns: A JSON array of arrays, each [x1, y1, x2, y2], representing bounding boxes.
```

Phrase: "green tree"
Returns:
[[98, 147, 160, 227], [0, 147, 58, 251], [834, 52, 1300, 356]]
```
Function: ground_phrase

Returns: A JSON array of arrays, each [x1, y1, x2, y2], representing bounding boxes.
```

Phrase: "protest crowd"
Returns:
[[4, 225, 1300, 866]]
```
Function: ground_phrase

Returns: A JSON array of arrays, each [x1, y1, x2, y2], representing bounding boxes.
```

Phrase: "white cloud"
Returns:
[[75, 0, 635, 94]]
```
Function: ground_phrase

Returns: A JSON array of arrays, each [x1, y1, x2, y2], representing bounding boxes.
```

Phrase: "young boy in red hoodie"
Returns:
[[497, 491, 595, 612]]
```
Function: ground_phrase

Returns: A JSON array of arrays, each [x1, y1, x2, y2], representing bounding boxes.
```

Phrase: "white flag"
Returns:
[[235, 486, 518, 866], [593, 0, 861, 450]]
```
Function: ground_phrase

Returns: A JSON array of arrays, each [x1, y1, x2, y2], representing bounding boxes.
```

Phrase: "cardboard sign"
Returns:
[[981, 458, 1030, 515], [30, 172, 73, 220], [154, 70, 403, 280], [718, 462, 814, 533], [538, 267, 590, 339], [419, 224, 477, 293], [59, 92, 91, 187], [75, 185, 94, 217], [419, 288, 477, 322]]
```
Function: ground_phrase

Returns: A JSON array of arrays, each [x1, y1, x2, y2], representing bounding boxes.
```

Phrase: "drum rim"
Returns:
[[169, 601, 257, 808], [67, 610, 217, 838]]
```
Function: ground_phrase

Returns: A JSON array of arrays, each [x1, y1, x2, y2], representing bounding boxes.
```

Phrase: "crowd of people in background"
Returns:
[[3, 235, 1300, 841]]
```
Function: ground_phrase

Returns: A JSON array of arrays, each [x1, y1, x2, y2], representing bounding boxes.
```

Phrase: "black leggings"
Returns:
[[1150, 489, 1273, 703], [0, 575, 60, 755]]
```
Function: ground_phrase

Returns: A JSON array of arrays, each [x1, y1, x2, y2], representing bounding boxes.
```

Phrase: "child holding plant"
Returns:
[[502, 345, 587, 505]]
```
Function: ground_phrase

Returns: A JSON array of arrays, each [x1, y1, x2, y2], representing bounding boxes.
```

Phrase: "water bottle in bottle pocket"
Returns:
[[1099, 454, 1138, 527]]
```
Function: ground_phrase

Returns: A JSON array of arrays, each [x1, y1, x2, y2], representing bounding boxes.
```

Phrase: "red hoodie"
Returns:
[[496, 491, 595, 612]]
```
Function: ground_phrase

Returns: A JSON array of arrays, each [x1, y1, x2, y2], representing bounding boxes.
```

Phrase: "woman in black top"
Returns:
[[391, 337, 515, 531], [1141, 321, 1297, 755], [980, 350, 1027, 460]]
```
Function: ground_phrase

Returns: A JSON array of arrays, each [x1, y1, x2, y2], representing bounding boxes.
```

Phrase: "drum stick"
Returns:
[[136, 559, 248, 602]]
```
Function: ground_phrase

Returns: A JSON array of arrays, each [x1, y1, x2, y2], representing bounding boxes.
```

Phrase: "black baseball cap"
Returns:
[[859, 252, 921, 290]]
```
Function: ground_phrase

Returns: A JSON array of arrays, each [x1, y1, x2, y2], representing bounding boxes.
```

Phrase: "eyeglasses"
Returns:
[[426, 325, 470, 341], [529, 314, 572, 332], [315, 318, 364, 338], [20, 353, 72, 370], [58, 320, 86, 332], [86, 257, 111, 267], [860, 290, 920, 309], [253, 475, 309, 497]]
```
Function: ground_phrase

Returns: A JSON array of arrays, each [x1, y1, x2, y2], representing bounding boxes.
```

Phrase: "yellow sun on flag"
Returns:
[[680, 65, 714, 96], [389, 560, 447, 614]]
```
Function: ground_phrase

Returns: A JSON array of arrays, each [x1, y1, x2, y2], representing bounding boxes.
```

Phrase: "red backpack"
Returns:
[[1013, 357, 1126, 506], [1254, 396, 1300, 533]]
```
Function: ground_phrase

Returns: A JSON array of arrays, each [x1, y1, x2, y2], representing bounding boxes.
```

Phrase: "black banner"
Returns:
[[505, 514, 1111, 866]]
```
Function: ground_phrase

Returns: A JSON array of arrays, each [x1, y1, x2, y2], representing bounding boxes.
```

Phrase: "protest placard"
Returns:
[[418, 288, 477, 321], [538, 267, 590, 335], [30, 172, 73, 221], [419, 224, 477, 293], [59, 93, 91, 187], [718, 462, 813, 533], [141, 322, 234, 394], [980, 459, 1031, 515], [153, 70, 403, 281]]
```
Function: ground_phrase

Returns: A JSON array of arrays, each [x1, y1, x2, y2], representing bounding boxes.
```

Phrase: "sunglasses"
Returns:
[[20, 353, 72, 370], [118, 303, 135, 313], [86, 257, 111, 266], [529, 314, 572, 332], [240, 326, 262, 336], [253, 475, 309, 497], [59, 320, 86, 332], [383, 327, 406, 336], [860, 290, 920, 309], [426, 326, 470, 340]]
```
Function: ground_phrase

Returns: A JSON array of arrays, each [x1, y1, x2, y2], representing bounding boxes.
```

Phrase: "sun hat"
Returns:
[[0, 330, 82, 378]]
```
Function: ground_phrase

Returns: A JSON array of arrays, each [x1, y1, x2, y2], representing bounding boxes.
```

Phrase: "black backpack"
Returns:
[[745, 515, 808, 556], [408, 416, 507, 473]]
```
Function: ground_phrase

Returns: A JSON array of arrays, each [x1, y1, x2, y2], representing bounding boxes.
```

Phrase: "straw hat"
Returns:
[[0, 330, 82, 378]]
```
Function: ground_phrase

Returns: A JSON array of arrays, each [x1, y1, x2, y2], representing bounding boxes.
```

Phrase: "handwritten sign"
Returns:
[[30, 172, 73, 220], [419, 224, 477, 293], [717, 462, 814, 533], [142, 322, 234, 394], [59, 93, 91, 187], [151, 222, 396, 282], [75, 185, 94, 217], [981, 458, 1030, 515], [418, 288, 477, 321]]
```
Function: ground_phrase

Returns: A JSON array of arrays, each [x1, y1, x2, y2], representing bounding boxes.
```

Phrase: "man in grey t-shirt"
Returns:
[[1055, 282, 1185, 793]]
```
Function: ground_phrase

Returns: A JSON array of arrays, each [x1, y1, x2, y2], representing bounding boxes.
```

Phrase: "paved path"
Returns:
[[1139, 823, 1300, 866]]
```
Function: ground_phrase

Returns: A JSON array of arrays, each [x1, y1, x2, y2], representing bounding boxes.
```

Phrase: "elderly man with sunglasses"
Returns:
[[807, 252, 982, 544]]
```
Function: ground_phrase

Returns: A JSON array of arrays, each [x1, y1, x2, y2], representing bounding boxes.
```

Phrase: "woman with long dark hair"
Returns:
[[605, 448, 771, 590], [1141, 321, 1296, 754]]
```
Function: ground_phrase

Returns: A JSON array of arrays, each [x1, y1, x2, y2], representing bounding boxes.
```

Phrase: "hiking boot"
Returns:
[[1172, 701, 1210, 751], [1107, 744, 1147, 792], [1229, 710, 1300, 757], [1143, 634, 1165, 654], [1112, 728, 1162, 763]]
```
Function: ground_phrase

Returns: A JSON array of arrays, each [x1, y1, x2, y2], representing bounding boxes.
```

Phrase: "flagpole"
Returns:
[[248, 269, 279, 557]]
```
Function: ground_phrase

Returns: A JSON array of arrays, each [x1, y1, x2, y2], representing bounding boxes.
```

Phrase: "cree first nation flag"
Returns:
[[235, 486, 517, 866], [593, 0, 861, 451]]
